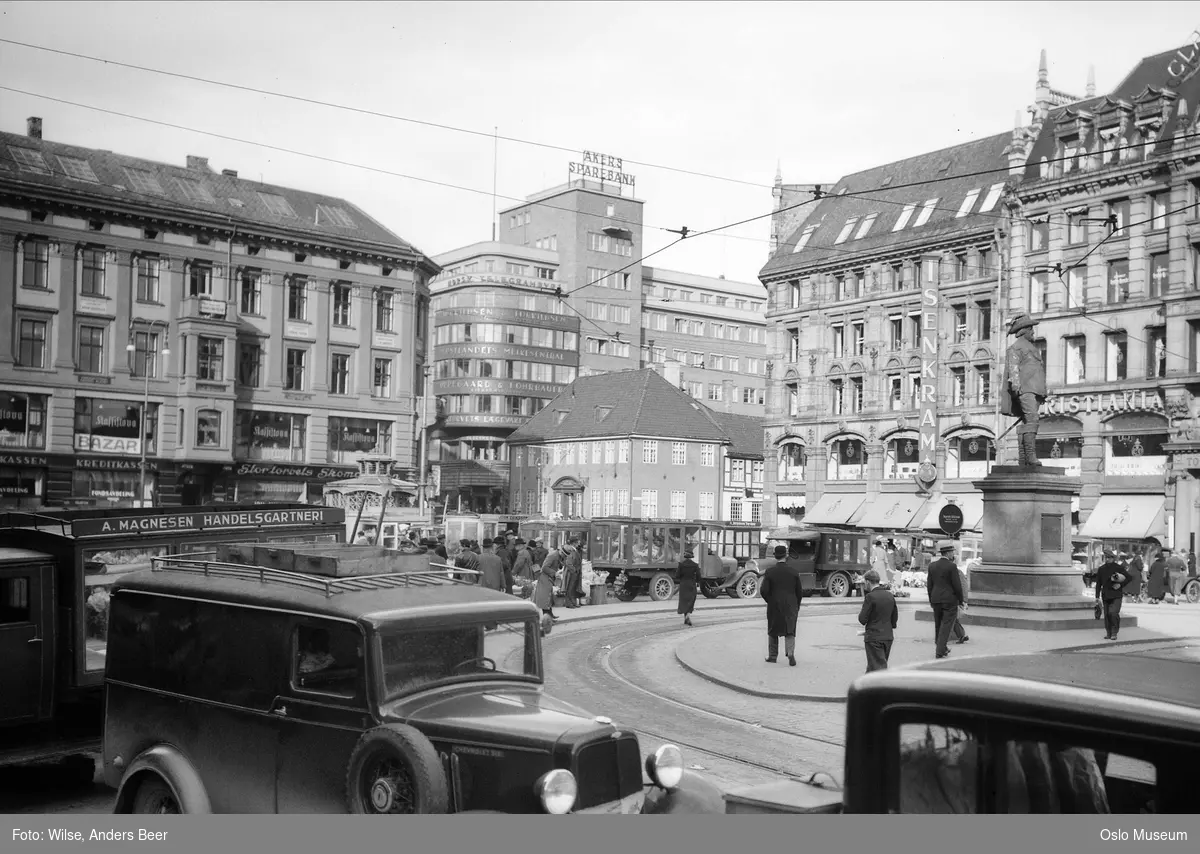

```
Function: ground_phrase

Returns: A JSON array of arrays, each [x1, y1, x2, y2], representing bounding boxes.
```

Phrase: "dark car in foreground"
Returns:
[[102, 552, 719, 814], [723, 640, 1200, 814]]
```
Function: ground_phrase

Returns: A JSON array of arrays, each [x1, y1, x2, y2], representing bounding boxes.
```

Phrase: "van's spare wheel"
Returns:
[[345, 724, 449, 814]]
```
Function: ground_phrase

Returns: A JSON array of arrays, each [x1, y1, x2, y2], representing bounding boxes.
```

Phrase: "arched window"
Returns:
[[883, 435, 921, 479], [778, 442, 806, 483], [945, 432, 995, 479], [1104, 412, 1168, 477], [827, 438, 867, 481]]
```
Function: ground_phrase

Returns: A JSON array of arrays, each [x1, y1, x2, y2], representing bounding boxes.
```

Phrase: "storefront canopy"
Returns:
[[855, 494, 930, 530], [803, 492, 866, 526], [776, 494, 806, 511], [917, 494, 984, 533], [1079, 494, 1166, 541]]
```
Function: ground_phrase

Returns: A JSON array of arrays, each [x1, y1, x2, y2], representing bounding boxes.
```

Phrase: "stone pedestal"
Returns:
[[915, 465, 1136, 631]]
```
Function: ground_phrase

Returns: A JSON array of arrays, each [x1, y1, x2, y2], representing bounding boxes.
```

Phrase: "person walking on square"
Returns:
[[676, 547, 700, 627], [476, 539, 507, 593], [1146, 549, 1170, 604], [1095, 548, 1130, 640], [858, 569, 898, 672], [926, 540, 965, 659], [1165, 548, 1187, 603], [951, 561, 970, 645], [760, 544, 803, 666]]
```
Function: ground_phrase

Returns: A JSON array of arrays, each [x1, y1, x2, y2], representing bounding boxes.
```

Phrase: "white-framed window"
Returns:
[[593, 440, 604, 462], [670, 490, 687, 520], [1064, 336, 1087, 385], [699, 492, 715, 521], [1106, 332, 1128, 381], [642, 440, 658, 464], [591, 489, 602, 517], [671, 442, 686, 465], [603, 488, 615, 516], [578, 443, 589, 465], [979, 183, 1004, 212], [616, 489, 629, 515], [640, 489, 658, 518], [700, 444, 715, 466], [604, 441, 615, 464], [619, 440, 630, 463]]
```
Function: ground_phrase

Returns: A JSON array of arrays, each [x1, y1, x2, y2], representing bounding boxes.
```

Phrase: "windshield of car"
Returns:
[[379, 619, 540, 700]]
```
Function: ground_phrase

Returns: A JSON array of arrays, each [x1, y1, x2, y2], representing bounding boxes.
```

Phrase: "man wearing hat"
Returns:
[[926, 540, 965, 659], [760, 545, 804, 666], [1095, 548, 1130, 639], [476, 538, 507, 593], [858, 569, 899, 672], [1002, 313, 1047, 466]]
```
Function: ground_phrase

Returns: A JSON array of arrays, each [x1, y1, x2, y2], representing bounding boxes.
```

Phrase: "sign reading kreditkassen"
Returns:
[[569, 150, 636, 186]]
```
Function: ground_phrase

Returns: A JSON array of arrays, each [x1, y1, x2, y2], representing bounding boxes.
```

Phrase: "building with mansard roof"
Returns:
[[0, 117, 437, 511], [1005, 43, 1200, 558]]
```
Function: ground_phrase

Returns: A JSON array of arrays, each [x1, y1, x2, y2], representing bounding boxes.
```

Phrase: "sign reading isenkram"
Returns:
[[919, 286, 940, 473]]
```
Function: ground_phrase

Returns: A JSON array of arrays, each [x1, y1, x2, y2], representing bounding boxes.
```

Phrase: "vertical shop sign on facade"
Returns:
[[918, 284, 940, 484]]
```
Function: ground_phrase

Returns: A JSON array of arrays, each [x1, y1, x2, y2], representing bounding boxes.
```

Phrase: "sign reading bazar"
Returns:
[[568, 150, 636, 187], [918, 287, 940, 475], [72, 506, 345, 538]]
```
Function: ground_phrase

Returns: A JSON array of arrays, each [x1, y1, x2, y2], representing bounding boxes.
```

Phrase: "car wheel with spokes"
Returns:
[[132, 778, 181, 814], [826, 571, 852, 598], [731, 572, 759, 599], [649, 572, 676, 602], [346, 725, 449, 814]]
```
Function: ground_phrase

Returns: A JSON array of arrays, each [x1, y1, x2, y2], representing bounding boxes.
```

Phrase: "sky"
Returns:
[[0, 1, 1194, 286]]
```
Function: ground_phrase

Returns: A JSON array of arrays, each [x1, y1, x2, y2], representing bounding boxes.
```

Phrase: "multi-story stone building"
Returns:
[[1006, 45, 1200, 554], [0, 117, 437, 510], [429, 174, 770, 512], [760, 130, 1017, 546], [506, 367, 763, 524]]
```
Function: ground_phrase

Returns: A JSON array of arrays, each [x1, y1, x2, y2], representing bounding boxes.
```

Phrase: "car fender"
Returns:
[[113, 744, 212, 814], [640, 770, 725, 814]]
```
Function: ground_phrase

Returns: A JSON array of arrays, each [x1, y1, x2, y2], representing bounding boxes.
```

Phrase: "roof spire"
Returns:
[[1086, 64, 1096, 98], [774, 159, 782, 184], [1038, 49, 1049, 86]]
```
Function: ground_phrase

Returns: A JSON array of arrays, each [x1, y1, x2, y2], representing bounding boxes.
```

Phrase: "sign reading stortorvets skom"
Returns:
[[569, 150, 636, 187], [938, 503, 964, 536], [71, 507, 346, 538]]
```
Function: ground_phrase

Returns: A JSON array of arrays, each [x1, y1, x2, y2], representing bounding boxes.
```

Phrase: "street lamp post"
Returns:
[[126, 319, 170, 508]]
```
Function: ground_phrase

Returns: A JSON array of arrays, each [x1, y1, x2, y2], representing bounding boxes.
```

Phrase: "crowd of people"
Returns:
[[1082, 544, 1193, 605]]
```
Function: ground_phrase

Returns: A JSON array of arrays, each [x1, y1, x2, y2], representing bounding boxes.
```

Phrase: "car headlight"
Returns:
[[645, 744, 684, 790], [534, 769, 577, 814]]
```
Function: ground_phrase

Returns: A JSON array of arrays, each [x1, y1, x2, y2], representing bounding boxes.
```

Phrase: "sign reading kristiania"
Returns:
[[918, 287, 940, 471], [1039, 389, 1164, 416], [569, 150, 636, 187], [73, 507, 345, 537], [1166, 28, 1200, 84]]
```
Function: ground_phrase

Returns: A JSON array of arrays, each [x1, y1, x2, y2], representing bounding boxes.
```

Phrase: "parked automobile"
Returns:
[[764, 526, 873, 598], [723, 642, 1200, 814], [103, 548, 718, 814]]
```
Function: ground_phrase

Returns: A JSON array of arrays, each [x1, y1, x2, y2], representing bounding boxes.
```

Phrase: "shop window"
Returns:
[[196, 409, 222, 447], [1104, 415, 1168, 477], [827, 439, 866, 481], [1037, 435, 1083, 477], [74, 397, 154, 456], [236, 410, 307, 463], [0, 466, 44, 508], [884, 436, 920, 480], [946, 435, 995, 479]]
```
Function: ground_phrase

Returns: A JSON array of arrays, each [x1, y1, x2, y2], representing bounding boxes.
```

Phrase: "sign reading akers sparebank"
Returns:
[[71, 507, 345, 537]]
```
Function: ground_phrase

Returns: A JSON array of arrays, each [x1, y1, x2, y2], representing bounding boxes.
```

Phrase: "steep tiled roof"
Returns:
[[507, 369, 732, 445], [760, 132, 1013, 279], [1019, 44, 1200, 183], [704, 411, 765, 458], [0, 129, 429, 260]]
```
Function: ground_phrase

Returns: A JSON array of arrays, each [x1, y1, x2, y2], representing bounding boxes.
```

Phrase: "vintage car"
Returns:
[[723, 641, 1200, 814], [102, 551, 720, 814], [764, 526, 873, 598]]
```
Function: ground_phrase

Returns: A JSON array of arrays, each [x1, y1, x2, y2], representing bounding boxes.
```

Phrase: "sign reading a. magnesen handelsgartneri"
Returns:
[[70, 506, 346, 537], [916, 286, 940, 486], [568, 150, 636, 187]]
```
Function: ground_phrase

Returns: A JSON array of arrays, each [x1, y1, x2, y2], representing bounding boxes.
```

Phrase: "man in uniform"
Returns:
[[926, 540, 966, 659], [1002, 314, 1048, 466], [1095, 548, 1130, 639], [760, 544, 804, 666]]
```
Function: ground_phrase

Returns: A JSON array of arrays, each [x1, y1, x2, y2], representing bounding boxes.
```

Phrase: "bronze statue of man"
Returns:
[[1001, 314, 1047, 466]]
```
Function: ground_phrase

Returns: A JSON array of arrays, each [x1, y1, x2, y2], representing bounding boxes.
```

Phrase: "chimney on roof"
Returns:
[[27, 117, 42, 140], [222, 169, 238, 178], [662, 359, 684, 390], [1086, 65, 1096, 98], [722, 380, 735, 412], [186, 156, 211, 171]]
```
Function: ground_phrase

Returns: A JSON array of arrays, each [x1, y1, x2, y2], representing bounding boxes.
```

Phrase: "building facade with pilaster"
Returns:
[[0, 117, 437, 510]]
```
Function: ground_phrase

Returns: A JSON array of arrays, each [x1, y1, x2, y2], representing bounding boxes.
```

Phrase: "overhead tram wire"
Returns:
[[0, 37, 771, 191]]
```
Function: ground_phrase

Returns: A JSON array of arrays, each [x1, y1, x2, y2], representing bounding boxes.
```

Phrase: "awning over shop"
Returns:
[[855, 494, 930, 530], [803, 492, 866, 526], [776, 494, 806, 511], [918, 493, 984, 533], [1079, 494, 1166, 541]]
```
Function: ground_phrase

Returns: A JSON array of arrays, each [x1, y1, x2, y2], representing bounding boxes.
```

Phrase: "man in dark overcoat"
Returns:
[[760, 544, 803, 666], [858, 569, 898, 672], [676, 547, 700, 627], [1095, 548, 1130, 640], [926, 540, 965, 659], [1001, 314, 1047, 466]]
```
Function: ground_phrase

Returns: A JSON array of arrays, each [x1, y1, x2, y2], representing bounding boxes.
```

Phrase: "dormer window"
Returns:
[[834, 218, 858, 244], [913, 199, 939, 227], [556, 410, 569, 425], [595, 406, 612, 422], [793, 225, 817, 252]]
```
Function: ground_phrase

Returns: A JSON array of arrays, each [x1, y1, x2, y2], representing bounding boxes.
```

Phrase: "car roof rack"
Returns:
[[149, 557, 481, 598], [0, 511, 70, 536]]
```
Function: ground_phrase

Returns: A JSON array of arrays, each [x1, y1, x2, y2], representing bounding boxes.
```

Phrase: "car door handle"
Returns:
[[272, 705, 288, 717], [27, 638, 42, 644]]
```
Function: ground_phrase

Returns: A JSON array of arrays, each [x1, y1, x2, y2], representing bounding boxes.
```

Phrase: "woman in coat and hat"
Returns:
[[676, 546, 700, 626], [532, 554, 560, 621], [760, 544, 803, 666]]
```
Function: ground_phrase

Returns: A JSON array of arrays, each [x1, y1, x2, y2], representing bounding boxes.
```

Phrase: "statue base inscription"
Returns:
[[915, 465, 1137, 631]]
